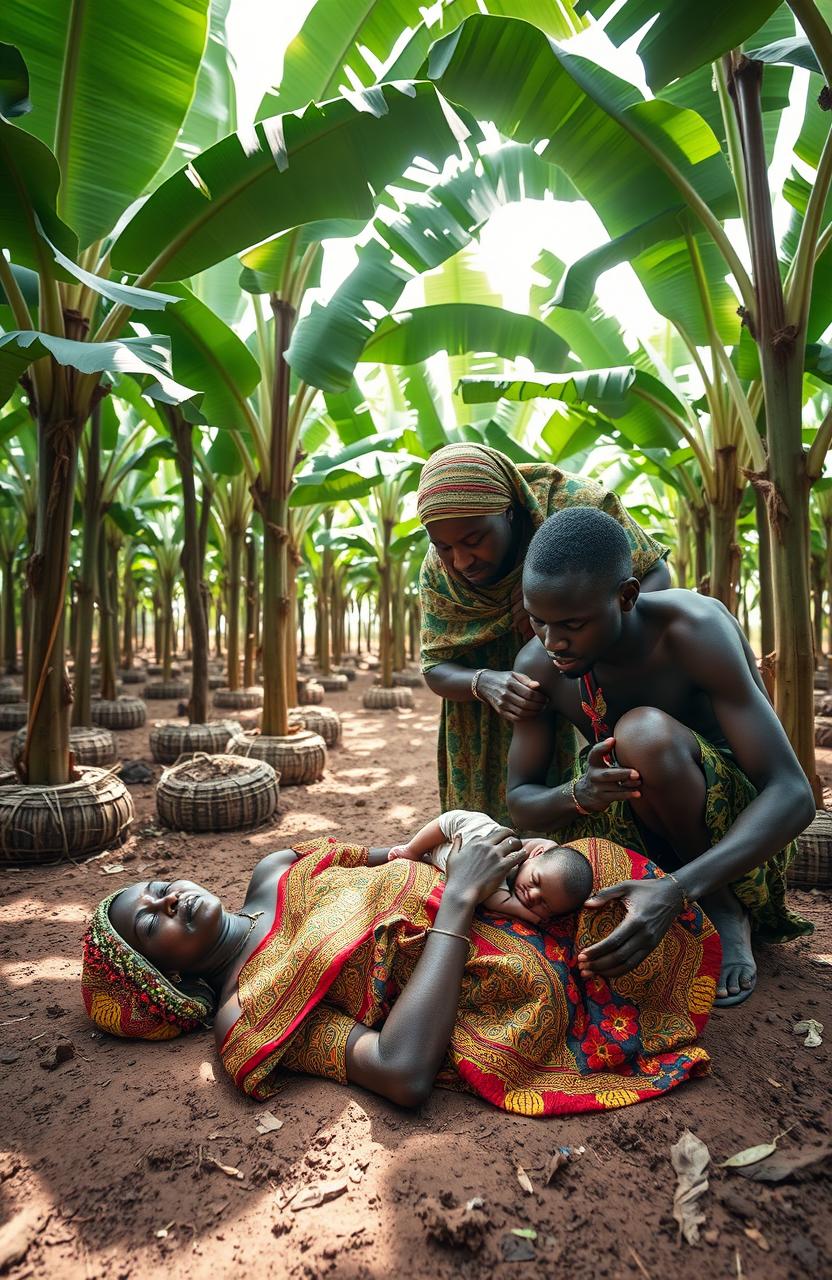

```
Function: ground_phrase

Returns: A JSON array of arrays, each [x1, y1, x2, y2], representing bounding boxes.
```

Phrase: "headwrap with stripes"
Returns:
[[416, 443, 522, 525]]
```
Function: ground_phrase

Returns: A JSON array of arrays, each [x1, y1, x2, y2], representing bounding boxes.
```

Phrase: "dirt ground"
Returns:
[[1, 665, 830, 1280]]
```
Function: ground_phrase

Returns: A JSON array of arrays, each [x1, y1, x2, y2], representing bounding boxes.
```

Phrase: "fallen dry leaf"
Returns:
[[515, 1164, 535, 1196], [793, 1018, 823, 1047], [671, 1129, 710, 1245], [201, 1152, 243, 1181], [255, 1111, 283, 1135], [720, 1142, 778, 1169], [737, 1141, 832, 1184], [543, 1147, 575, 1185], [766, 1078, 783, 1089], [744, 1227, 770, 1252], [100, 863, 125, 875], [289, 1179, 348, 1212]]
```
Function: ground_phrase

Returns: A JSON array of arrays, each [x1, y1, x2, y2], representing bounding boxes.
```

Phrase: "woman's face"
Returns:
[[109, 879, 224, 975], [427, 511, 516, 586]]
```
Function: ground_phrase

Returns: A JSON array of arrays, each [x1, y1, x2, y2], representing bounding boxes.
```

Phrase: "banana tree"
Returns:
[[212, 472, 253, 693], [424, 4, 832, 794], [0, 5, 466, 785]]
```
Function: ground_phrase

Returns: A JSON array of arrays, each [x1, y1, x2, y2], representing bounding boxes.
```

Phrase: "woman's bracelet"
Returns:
[[570, 777, 592, 817], [663, 871, 691, 912], [429, 926, 471, 944], [471, 668, 487, 702]]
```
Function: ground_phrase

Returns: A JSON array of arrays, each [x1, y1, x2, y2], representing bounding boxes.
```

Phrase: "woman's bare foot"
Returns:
[[701, 887, 756, 1007]]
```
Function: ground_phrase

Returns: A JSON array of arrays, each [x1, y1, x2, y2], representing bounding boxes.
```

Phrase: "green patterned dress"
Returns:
[[419, 464, 668, 825]]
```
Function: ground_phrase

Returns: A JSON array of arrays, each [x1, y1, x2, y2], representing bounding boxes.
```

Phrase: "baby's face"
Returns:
[[514, 844, 578, 918]]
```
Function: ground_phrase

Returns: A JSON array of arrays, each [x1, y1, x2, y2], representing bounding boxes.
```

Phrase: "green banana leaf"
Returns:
[[0, 114, 77, 277], [574, 0, 780, 90], [131, 283, 260, 436], [358, 303, 570, 373], [238, 219, 366, 296], [111, 82, 467, 282], [287, 142, 570, 392], [0, 41, 29, 117], [0, 330, 193, 411], [532, 251, 631, 371], [426, 16, 738, 241], [0, 0, 210, 247]]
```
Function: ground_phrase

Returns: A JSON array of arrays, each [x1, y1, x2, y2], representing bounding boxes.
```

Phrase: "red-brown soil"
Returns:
[[1, 667, 830, 1279]]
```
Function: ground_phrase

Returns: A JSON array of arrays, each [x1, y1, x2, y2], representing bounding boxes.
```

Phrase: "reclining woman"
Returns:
[[83, 833, 721, 1115]]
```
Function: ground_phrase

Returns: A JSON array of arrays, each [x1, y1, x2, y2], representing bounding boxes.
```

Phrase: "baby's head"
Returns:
[[513, 842, 594, 919]]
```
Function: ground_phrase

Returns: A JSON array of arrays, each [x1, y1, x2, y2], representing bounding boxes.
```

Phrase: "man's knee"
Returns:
[[614, 707, 697, 780]]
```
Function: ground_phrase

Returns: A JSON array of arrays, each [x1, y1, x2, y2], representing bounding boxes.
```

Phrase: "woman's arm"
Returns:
[[344, 831, 527, 1107], [425, 662, 548, 722]]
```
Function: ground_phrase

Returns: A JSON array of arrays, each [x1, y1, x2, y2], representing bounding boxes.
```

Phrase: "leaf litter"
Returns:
[[720, 1124, 795, 1169], [670, 1130, 710, 1245], [792, 1018, 823, 1046]]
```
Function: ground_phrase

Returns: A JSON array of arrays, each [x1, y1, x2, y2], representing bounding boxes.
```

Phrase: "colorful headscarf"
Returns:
[[416, 443, 524, 525], [81, 891, 214, 1040]]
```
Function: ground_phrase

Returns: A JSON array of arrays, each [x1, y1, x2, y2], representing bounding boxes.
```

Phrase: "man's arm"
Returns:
[[667, 603, 815, 902]]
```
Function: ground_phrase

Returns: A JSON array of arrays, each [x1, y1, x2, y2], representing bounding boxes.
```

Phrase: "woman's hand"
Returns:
[[444, 828, 528, 905], [577, 877, 684, 977], [510, 581, 534, 642], [573, 738, 641, 813], [477, 669, 548, 722]]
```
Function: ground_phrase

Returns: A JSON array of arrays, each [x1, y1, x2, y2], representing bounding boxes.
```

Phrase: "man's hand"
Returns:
[[478, 669, 549, 722], [445, 828, 529, 905], [510, 581, 534, 642], [573, 737, 641, 812], [577, 877, 685, 977]]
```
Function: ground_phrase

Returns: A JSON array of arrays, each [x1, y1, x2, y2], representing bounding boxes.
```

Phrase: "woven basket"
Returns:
[[0, 766, 134, 866], [228, 728, 326, 785], [144, 679, 190, 700], [297, 680, 324, 706], [213, 686, 264, 710], [814, 667, 829, 691], [0, 702, 28, 730], [318, 674, 348, 693], [289, 705, 342, 748], [791, 808, 832, 889], [392, 670, 424, 688], [119, 669, 146, 685], [208, 674, 226, 689], [9, 726, 118, 769], [332, 665, 357, 682], [815, 717, 832, 747], [0, 684, 24, 705], [156, 753, 278, 832], [91, 697, 147, 730], [363, 686, 415, 711], [149, 719, 242, 765], [146, 663, 182, 677]]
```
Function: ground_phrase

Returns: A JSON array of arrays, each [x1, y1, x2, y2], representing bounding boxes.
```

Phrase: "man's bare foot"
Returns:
[[700, 887, 756, 1008]]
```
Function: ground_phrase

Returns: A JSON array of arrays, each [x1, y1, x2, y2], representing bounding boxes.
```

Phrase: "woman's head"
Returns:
[[417, 444, 526, 586], [81, 880, 218, 1040]]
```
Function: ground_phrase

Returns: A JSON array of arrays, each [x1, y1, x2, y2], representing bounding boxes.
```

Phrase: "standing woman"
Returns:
[[417, 444, 670, 824]]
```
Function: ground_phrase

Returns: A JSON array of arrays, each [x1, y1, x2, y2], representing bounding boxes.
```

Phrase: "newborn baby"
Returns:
[[387, 809, 593, 924]]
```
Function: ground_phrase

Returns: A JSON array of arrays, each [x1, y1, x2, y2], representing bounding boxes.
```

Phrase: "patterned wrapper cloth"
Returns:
[[416, 443, 668, 823], [222, 837, 721, 1117], [81, 891, 214, 1040]]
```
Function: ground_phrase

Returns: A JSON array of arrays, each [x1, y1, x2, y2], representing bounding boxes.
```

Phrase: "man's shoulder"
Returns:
[[646, 587, 734, 634], [515, 634, 553, 679]]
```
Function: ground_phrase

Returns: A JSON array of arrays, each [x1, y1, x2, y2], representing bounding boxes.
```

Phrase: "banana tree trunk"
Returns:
[[825, 520, 832, 656], [226, 526, 243, 691], [408, 600, 419, 661], [709, 446, 743, 612], [166, 407, 209, 722], [692, 504, 709, 592], [72, 410, 101, 727], [160, 579, 174, 680], [320, 555, 332, 675], [756, 485, 775, 657], [258, 296, 295, 738], [109, 540, 120, 670], [379, 567, 393, 687], [97, 524, 117, 702], [122, 567, 135, 670], [811, 554, 824, 655], [284, 549, 299, 707], [22, 406, 84, 783], [2, 555, 16, 673], [734, 54, 819, 798], [298, 590, 306, 659], [244, 534, 258, 688]]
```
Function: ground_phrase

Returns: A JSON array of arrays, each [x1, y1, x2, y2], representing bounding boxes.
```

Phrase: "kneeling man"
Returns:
[[507, 506, 814, 1007]]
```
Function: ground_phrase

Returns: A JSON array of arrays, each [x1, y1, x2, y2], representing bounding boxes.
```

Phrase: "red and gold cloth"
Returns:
[[221, 838, 720, 1116]]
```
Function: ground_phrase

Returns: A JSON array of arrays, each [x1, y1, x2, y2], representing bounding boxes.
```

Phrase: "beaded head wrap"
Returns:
[[416, 443, 521, 526], [81, 890, 214, 1040]]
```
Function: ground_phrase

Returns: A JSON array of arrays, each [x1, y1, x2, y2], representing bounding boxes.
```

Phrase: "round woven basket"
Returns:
[[119, 669, 147, 685], [815, 717, 832, 747], [208, 674, 226, 689], [91, 697, 147, 730], [318, 674, 348, 693], [156, 753, 278, 832], [814, 667, 829, 691], [9, 725, 118, 769], [0, 702, 29, 729], [0, 685, 25, 705], [149, 719, 242, 765], [791, 808, 832, 889], [363, 686, 415, 711], [213, 686, 264, 710], [392, 670, 424, 688], [0, 766, 134, 866], [147, 663, 182, 678], [332, 665, 357, 682], [228, 728, 326, 785], [297, 680, 324, 706], [289, 705, 342, 748], [144, 679, 190, 700]]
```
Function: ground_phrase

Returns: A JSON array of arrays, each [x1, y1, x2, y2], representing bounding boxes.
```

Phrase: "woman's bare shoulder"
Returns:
[[244, 848, 297, 902]]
